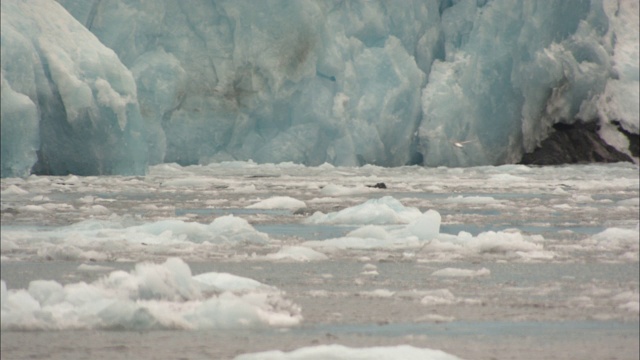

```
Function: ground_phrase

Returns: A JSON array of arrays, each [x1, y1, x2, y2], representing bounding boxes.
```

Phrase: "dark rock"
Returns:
[[366, 182, 387, 189], [520, 121, 634, 165]]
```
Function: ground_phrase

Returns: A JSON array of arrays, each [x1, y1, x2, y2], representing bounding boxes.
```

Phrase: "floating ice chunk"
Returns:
[[612, 291, 639, 304], [78, 196, 95, 203], [307, 197, 339, 204], [611, 291, 640, 313], [319, 184, 372, 196], [552, 187, 570, 195], [306, 196, 422, 225], [234, 184, 257, 193], [617, 197, 639, 207], [161, 177, 227, 188], [234, 344, 464, 360], [515, 250, 556, 261], [0, 240, 19, 252], [431, 267, 490, 277], [1, 185, 28, 195], [303, 236, 422, 251], [193, 272, 268, 293], [246, 196, 307, 210], [567, 296, 595, 308], [572, 194, 594, 203], [588, 227, 640, 251], [552, 204, 573, 210], [2, 288, 41, 324], [132, 216, 269, 244], [489, 174, 527, 182], [360, 263, 379, 276], [30, 195, 50, 202], [1, 216, 270, 262], [37, 244, 106, 261], [358, 289, 394, 298], [1, 258, 301, 330], [206, 216, 270, 244], [619, 301, 640, 313], [27, 280, 65, 306], [18, 205, 48, 213], [457, 231, 543, 254], [77, 264, 114, 272], [422, 230, 548, 259], [263, 246, 328, 262], [307, 290, 329, 298], [346, 225, 390, 240], [420, 289, 457, 306], [443, 196, 502, 204], [362, 263, 377, 271], [81, 205, 110, 214], [42, 203, 75, 212], [303, 205, 439, 250], [405, 210, 441, 241]]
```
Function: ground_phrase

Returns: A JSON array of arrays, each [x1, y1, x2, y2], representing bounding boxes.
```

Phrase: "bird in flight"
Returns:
[[452, 140, 475, 148]]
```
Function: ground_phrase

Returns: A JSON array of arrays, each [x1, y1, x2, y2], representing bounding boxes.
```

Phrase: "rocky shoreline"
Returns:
[[520, 121, 638, 166]]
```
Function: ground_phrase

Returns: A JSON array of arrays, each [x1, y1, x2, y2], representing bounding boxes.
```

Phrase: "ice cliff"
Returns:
[[1, 0, 638, 177]]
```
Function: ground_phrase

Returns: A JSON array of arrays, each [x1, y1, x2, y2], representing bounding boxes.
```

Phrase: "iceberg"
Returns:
[[1, 0, 638, 177]]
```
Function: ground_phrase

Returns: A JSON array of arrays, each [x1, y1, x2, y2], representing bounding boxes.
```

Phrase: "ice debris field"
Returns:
[[1, 161, 639, 359]]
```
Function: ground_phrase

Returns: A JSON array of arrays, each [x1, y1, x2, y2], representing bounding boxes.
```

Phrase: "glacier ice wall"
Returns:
[[1, 0, 638, 177], [1, 0, 147, 177]]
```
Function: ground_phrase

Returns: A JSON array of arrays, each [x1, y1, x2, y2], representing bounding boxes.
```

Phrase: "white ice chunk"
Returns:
[[263, 246, 328, 262], [193, 272, 268, 293], [1, 258, 301, 330], [453, 231, 543, 254], [306, 196, 422, 225], [617, 198, 639, 207], [431, 267, 490, 277], [405, 210, 441, 241], [588, 227, 640, 252], [420, 289, 457, 306], [443, 196, 502, 204], [358, 289, 395, 298], [234, 344, 464, 360], [246, 196, 307, 210], [77, 264, 114, 272], [1, 185, 28, 195]]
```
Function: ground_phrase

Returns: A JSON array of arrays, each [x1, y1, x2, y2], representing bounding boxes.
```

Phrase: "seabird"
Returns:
[[452, 140, 475, 148]]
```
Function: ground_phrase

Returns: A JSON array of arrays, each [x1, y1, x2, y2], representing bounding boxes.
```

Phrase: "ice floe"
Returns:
[[1, 258, 301, 330], [234, 344, 463, 360]]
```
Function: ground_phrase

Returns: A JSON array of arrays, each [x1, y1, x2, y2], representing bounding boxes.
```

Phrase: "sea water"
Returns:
[[1, 162, 638, 359]]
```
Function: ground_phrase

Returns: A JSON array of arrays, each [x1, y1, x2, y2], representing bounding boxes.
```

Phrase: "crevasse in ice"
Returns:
[[1, 0, 638, 176]]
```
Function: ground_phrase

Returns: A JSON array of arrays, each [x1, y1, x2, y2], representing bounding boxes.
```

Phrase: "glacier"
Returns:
[[1, 0, 638, 177]]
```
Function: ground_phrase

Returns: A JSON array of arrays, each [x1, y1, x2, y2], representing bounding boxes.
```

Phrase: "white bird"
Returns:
[[452, 140, 475, 148]]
